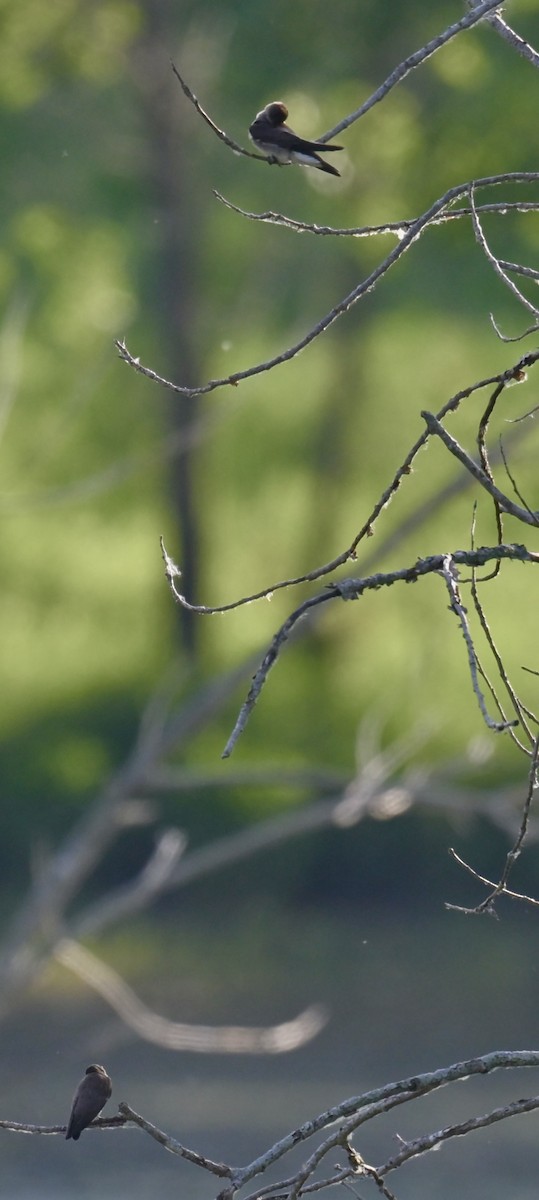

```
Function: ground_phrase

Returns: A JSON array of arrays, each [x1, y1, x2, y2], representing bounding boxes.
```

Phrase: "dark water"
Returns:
[[1, 904, 539, 1200]]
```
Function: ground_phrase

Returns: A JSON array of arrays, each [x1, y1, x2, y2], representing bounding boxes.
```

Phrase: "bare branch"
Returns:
[[447, 847, 539, 910], [226, 1050, 539, 1195], [222, 593, 333, 757], [158, 349, 539, 622], [465, 0, 539, 69], [8, 713, 528, 1024], [170, 61, 262, 161], [499, 440, 536, 519], [223, 544, 539, 756], [0, 1115, 125, 1136], [438, 554, 516, 733], [447, 733, 539, 915], [76, 828, 187, 934], [171, 4, 505, 165], [475, 379, 505, 573], [422, 409, 539, 524], [54, 938, 326, 1054], [3, 1050, 539, 1179], [499, 258, 539, 283], [321, 1, 506, 141], [0, 657, 260, 1013], [115, 174, 539, 400], [76, 754, 539, 937], [469, 184, 539, 318], [469, 572, 536, 751], [378, 1094, 539, 1177], [119, 1102, 231, 1174], [214, 191, 539, 239], [490, 313, 539, 342]]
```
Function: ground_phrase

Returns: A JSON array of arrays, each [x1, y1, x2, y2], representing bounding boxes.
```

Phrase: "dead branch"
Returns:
[[170, 61, 262, 161], [320, 1, 507, 141], [2, 1050, 524, 1200], [120, 1102, 230, 1173], [491, 315, 539, 343], [0, 1115, 126, 1136], [222, 544, 539, 757], [421, 409, 539, 523], [469, 184, 539, 319], [447, 732, 539, 915], [438, 554, 516, 733], [378, 1094, 539, 1177], [171, 4, 504, 161], [469, 568, 538, 750], [213, 190, 539, 238], [465, 0, 539, 69], [447, 846, 539, 911], [115, 174, 539, 399], [158, 347, 539, 620], [0, 657, 260, 1015], [54, 937, 326, 1054]]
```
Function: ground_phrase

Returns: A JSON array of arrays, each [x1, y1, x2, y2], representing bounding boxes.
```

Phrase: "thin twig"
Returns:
[[170, 61, 262, 161], [115, 174, 539, 399], [469, 577, 536, 751], [490, 313, 539, 342], [469, 183, 539, 318], [260, 1049, 539, 1189], [378, 1094, 539, 1176], [236, 1053, 539, 1199], [447, 847, 539, 910], [158, 352, 539, 620], [422, 410, 539, 525], [466, 505, 527, 750], [487, 314, 537, 343], [171, 4, 506, 160], [498, 437, 539, 522], [320, 0, 506, 141], [446, 733, 539, 915], [0, 656, 261, 1014], [439, 555, 516, 733], [223, 544, 539, 756], [475, 378, 505, 576], [213, 192, 539, 239]]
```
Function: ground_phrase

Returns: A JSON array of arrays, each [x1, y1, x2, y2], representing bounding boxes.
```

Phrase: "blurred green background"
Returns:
[[2, 1, 539, 1196]]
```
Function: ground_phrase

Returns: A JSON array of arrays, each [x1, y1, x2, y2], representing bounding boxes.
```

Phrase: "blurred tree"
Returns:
[[1, 0, 539, 892], [2, 8, 539, 1197]]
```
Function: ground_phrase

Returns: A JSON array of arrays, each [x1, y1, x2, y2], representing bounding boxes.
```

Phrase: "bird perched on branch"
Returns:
[[249, 101, 343, 176], [66, 1064, 112, 1141]]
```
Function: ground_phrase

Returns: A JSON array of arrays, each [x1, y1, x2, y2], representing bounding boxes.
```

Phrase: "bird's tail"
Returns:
[[318, 158, 340, 177]]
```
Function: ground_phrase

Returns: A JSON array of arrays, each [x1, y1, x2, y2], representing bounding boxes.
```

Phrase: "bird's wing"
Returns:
[[281, 127, 342, 152]]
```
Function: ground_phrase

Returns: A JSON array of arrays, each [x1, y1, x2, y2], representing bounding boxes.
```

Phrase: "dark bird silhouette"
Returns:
[[249, 101, 343, 176], [66, 1064, 112, 1141]]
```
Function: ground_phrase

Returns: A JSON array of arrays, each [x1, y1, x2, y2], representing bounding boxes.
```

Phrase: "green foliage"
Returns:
[[1, 0, 539, 893], [0, 0, 141, 107]]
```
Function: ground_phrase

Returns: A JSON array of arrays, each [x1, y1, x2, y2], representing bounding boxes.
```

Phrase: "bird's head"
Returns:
[[262, 101, 288, 126]]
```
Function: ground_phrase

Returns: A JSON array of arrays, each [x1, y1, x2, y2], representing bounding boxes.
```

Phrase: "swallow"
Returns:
[[66, 1064, 112, 1141], [249, 102, 343, 176]]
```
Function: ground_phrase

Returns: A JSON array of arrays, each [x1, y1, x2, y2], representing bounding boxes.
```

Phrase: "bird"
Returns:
[[65, 1064, 112, 1141], [249, 102, 343, 176]]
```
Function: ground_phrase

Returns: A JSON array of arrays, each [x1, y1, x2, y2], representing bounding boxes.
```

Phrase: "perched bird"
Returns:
[[65, 1064, 112, 1141], [249, 101, 343, 176]]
